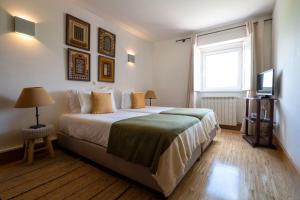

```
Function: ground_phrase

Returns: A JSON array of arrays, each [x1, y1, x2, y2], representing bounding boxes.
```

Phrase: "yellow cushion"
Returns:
[[91, 92, 113, 114], [131, 92, 145, 109]]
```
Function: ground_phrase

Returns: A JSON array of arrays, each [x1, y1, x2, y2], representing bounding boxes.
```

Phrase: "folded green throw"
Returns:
[[160, 108, 212, 120], [107, 114, 199, 173]]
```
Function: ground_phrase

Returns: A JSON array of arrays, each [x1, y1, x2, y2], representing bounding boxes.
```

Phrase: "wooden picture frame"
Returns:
[[66, 14, 90, 51], [98, 28, 116, 57], [98, 56, 115, 82], [67, 48, 90, 81]]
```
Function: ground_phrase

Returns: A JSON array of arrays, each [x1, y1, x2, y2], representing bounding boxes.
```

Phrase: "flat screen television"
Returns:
[[256, 69, 274, 97]]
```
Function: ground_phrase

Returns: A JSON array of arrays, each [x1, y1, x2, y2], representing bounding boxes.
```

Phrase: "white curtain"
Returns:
[[186, 34, 199, 108], [242, 20, 256, 97], [241, 20, 265, 132]]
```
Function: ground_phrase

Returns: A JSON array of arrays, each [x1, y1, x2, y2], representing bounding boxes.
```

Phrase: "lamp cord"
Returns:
[[35, 106, 39, 127]]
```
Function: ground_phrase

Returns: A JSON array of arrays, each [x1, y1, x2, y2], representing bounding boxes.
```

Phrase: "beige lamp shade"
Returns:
[[15, 87, 55, 108], [145, 90, 157, 99]]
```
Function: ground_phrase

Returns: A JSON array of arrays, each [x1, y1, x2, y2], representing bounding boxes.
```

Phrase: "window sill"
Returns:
[[196, 90, 247, 98]]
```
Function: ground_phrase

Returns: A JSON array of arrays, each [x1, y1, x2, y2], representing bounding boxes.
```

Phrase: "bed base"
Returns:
[[57, 128, 216, 196]]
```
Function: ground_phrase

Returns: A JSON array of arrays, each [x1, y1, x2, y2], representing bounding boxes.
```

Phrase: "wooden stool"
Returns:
[[22, 125, 55, 164]]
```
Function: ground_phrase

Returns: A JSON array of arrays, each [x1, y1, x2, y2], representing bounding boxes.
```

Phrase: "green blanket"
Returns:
[[107, 114, 199, 173], [160, 108, 212, 120]]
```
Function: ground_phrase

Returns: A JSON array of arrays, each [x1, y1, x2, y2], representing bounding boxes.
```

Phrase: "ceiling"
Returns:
[[75, 0, 276, 41]]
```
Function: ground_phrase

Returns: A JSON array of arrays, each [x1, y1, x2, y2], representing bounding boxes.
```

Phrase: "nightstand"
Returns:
[[22, 124, 55, 164]]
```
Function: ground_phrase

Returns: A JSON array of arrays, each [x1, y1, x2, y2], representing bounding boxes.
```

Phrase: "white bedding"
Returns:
[[59, 109, 219, 196], [121, 106, 174, 113], [59, 110, 149, 147], [59, 108, 217, 148]]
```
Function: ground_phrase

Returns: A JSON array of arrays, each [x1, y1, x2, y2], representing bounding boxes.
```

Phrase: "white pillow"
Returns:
[[77, 89, 117, 113], [66, 90, 81, 113], [78, 91, 92, 113], [121, 91, 132, 109]]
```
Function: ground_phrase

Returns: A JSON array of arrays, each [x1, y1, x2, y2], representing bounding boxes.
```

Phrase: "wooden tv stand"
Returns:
[[243, 97, 277, 148]]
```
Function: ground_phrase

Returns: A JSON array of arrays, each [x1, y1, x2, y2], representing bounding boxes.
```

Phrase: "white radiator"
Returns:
[[199, 97, 237, 126]]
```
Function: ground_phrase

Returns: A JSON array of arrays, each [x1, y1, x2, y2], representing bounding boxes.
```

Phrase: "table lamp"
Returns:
[[15, 87, 55, 129], [145, 90, 157, 106]]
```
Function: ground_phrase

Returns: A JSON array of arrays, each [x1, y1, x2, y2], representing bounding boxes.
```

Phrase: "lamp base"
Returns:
[[29, 124, 46, 129]]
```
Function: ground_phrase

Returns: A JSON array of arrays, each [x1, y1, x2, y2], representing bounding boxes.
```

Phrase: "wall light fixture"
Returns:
[[14, 16, 35, 37], [128, 54, 135, 64]]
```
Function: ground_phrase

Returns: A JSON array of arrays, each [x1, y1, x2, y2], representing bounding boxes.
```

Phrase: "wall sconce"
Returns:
[[128, 54, 135, 64], [14, 16, 35, 37]]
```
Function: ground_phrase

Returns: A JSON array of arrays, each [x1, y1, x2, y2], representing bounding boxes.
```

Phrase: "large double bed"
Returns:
[[58, 106, 219, 197]]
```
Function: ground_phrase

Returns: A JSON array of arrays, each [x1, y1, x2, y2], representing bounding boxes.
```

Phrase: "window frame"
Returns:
[[199, 41, 244, 92]]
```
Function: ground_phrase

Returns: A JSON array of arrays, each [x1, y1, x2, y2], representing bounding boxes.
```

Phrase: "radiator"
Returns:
[[199, 97, 237, 126]]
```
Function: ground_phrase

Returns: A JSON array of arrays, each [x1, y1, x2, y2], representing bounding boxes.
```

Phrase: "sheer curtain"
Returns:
[[186, 34, 200, 108], [242, 20, 256, 96]]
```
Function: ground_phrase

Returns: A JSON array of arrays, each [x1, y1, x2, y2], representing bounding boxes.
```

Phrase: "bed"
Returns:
[[58, 109, 219, 197]]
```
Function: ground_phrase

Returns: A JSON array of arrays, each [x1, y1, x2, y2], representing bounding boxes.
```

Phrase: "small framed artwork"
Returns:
[[66, 14, 90, 51], [98, 28, 116, 57], [98, 56, 115, 82], [67, 48, 90, 81]]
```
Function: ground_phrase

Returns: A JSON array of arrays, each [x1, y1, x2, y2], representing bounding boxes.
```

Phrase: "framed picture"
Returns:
[[66, 14, 90, 51], [98, 28, 116, 57], [98, 56, 115, 82], [67, 48, 90, 81]]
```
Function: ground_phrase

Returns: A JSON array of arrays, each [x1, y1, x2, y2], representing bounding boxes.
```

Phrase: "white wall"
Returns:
[[152, 21, 273, 123], [0, 0, 153, 152], [273, 0, 300, 171], [152, 39, 191, 107]]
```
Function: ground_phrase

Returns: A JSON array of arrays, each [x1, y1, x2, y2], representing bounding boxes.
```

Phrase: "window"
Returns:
[[199, 41, 244, 91]]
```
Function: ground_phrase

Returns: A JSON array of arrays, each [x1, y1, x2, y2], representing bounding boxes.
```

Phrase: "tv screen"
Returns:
[[256, 69, 274, 96]]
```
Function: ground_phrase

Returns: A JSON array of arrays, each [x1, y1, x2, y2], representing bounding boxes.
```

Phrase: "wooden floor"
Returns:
[[0, 130, 299, 200]]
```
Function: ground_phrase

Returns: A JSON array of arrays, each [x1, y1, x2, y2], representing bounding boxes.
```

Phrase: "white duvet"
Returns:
[[59, 110, 149, 147]]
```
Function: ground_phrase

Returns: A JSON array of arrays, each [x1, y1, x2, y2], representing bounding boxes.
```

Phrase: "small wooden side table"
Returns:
[[22, 125, 55, 164], [243, 97, 277, 148]]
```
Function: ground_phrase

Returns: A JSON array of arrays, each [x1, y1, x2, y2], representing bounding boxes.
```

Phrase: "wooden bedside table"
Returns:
[[22, 125, 55, 164]]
